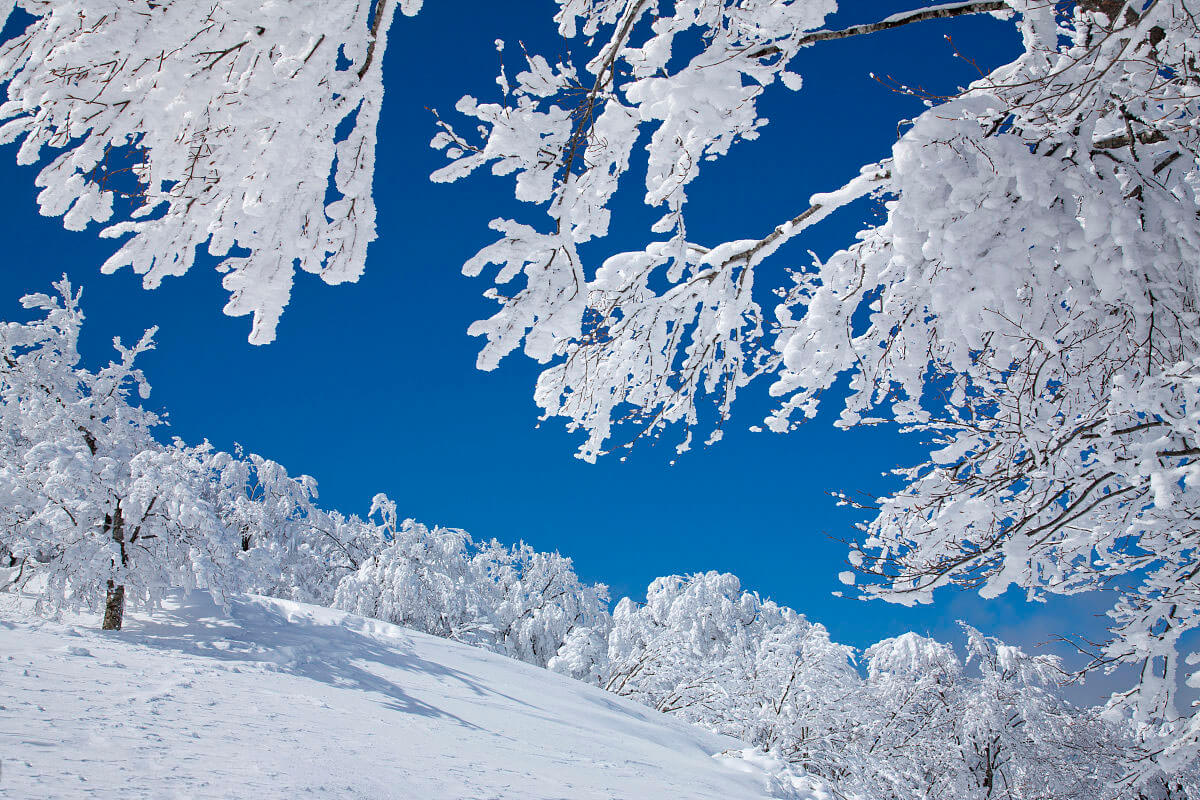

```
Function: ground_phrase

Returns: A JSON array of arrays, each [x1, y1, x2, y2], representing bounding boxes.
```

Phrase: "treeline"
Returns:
[[549, 572, 1192, 800], [0, 284, 1192, 799]]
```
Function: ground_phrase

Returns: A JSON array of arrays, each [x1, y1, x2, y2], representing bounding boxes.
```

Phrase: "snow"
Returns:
[[0, 591, 824, 800], [879, 1, 990, 24]]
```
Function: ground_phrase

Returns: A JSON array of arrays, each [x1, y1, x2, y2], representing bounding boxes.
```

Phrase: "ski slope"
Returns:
[[0, 592, 828, 799]]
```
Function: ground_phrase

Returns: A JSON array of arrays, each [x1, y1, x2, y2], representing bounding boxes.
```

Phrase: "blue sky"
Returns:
[[0, 1, 1120, 691]]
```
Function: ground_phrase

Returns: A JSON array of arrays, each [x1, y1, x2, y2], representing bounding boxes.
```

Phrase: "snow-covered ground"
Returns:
[[0, 592, 827, 799]]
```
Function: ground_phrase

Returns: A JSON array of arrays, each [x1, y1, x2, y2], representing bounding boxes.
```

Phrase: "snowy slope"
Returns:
[[0, 592, 828, 800]]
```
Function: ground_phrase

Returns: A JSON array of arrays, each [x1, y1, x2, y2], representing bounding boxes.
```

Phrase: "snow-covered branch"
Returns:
[[748, 0, 1009, 59], [0, 0, 422, 343]]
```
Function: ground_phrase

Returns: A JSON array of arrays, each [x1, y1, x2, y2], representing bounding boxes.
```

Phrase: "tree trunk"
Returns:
[[102, 501, 127, 630], [102, 580, 125, 630]]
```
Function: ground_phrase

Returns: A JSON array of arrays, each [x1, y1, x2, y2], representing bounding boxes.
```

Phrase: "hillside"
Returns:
[[0, 592, 826, 799]]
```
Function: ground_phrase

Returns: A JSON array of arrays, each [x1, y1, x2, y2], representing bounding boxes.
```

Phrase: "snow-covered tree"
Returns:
[[0, 280, 240, 629], [559, 574, 1182, 800], [842, 627, 1117, 800], [0, 282, 392, 626], [0, 0, 420, 343], [0, 285, 604, 645]]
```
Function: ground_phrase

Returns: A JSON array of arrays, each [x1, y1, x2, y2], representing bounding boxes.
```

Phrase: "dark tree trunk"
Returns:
[[102, 502, 128, 630], [102, 580, 125, 630]]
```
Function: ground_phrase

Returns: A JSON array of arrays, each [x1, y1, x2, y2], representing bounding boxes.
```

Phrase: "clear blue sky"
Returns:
[[0, 1, 1118, 693]]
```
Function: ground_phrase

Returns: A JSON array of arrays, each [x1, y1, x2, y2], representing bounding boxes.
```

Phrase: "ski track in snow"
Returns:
[[0, 592, 825, 799]]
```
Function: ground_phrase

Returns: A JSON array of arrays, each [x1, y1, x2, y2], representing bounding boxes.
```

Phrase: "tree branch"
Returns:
[[692, 167, 891, 270], [1091, 128, 1169, 150], [750, 1, 1008, 59], [357, 0, 389, 79]]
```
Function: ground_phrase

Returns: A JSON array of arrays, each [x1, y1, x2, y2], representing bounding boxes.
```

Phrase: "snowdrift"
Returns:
[[0, 592, 827, 799]]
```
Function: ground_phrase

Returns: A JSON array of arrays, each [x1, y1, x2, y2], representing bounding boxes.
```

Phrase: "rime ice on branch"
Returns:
[[0, 0, 420, 343]]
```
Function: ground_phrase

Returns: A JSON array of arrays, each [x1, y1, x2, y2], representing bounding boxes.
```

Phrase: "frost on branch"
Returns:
[[437, 0, 1200, 774], [432, 0, 842, 460], [0, 0, 419, 343]]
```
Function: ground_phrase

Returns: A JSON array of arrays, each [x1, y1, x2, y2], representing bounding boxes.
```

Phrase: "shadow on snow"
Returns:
[[118, 591, 486, 730]]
